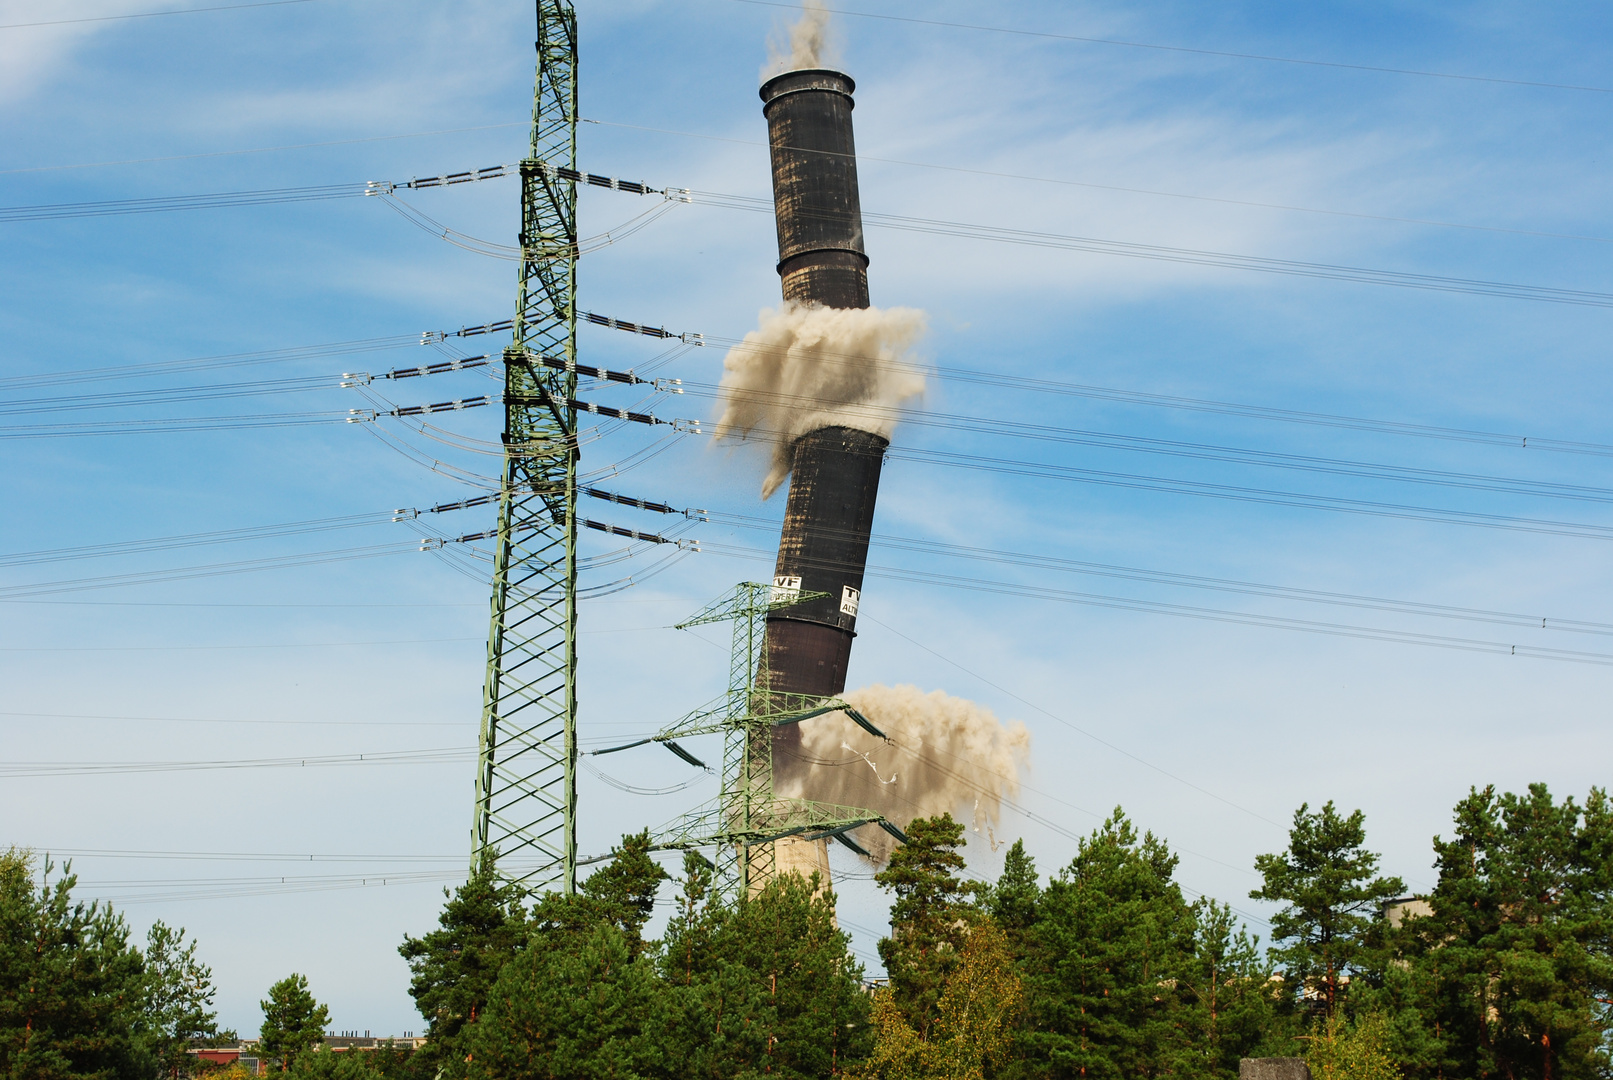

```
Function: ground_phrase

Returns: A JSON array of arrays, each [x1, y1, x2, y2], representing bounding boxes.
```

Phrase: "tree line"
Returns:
[[3, 781, 1609, 1079]]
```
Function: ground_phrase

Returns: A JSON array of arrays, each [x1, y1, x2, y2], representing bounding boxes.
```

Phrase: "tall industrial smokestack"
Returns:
[[758, 67, 885, 699]]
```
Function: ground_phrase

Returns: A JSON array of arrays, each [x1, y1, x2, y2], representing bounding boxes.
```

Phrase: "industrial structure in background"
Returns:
[[470, 0, 582, 893], [757, 67, 891, 882], [468, 1, 903, 897], [757, 67, 884, 704], [628, 63, 902, 894]]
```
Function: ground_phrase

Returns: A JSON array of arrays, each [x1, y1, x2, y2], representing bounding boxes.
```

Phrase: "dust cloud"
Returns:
[[714, 301, 927, 498], [764, 0, 835, 79], [774, 683, 1031, 863]]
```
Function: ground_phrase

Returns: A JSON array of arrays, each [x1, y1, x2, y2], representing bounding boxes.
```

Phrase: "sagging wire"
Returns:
[[376, 195, 683, 261], [579, 754, 709, 797]]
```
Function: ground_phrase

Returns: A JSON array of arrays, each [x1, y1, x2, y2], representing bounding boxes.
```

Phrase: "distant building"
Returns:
[[189, 1034, 426, 1075], [1384, 896, 1433, 928]]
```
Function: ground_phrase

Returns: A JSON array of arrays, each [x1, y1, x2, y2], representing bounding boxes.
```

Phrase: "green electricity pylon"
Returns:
[[632, 583, 907, 902], [471, 0, 581, 893]]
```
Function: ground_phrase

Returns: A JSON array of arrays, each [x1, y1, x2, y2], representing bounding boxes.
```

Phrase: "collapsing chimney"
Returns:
[[758, 67, 883, 701], [754, 64, 886, 887]]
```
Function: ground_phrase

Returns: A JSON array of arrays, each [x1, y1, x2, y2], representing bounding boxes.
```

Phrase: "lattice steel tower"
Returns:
[[471, 0, 581, 893]]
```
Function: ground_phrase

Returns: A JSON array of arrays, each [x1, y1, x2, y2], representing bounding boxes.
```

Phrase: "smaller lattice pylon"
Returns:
[[592, 582, 905, 901]]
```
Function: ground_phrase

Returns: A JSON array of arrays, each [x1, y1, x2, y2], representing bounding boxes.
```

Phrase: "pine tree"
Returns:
[[258, 974, 329, 1071], [0, 849, 152, 1080], [1019, 809, 1196, 1077], [659, 869, 872, 1078], [398, 854, 530, 1079], [576, 829, 668, 959], [141, 920, 224, 1078], [987, 840, 1040, 945], [1406, 784, 1613, 1079], [1251, 801, 1404, 1019], [875, 814, 982, 1038], [467, 922, 664, 1080], [1179, 899, 1285, 1077]]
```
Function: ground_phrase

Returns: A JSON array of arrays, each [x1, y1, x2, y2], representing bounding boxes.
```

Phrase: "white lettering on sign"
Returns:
[[839, 586, 861, 617], [771, 574, 802, 602]]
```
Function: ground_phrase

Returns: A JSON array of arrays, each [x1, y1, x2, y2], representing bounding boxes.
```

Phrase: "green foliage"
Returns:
[[659, 870, 871, 1078], [854, 920, 1022, 1080], [875, 814, 982, 1037], [283, 1043, 424, 1080], [1179, 899, 1289, 1075], [1401, 783, 1613, 1079], [986, 841, 1039, 943], [1016, 809, 1197, 1078], [1305, 1011, 1399, 1080], [1251, 801, 1404, 1018], [576, 830, 669, 959], [140, 921, 223, 1078], [468, 920, 664, 1080], [0, 849, 153, 1080], [397, 853, 530, 1079], [257, 975, 330, 1072]]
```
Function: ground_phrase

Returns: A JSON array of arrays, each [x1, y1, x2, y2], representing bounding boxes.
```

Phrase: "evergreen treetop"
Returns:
[[1251, 801, 1404, 1018]]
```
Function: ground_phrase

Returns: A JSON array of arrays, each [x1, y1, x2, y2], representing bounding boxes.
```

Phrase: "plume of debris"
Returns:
[[763, 0, 836, 79], [774, 683, 1031, 862], [714, 301, 927, 497]]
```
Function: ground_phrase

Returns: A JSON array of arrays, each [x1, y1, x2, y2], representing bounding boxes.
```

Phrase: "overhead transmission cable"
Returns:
[[0, 163, 513, 224], [685, 189, 1613, 309], [679, 381, 1613, 506], [716, 0, 1613, 96], [581, 308, 1613, 457], [702, 511, 1613, 640], [0, 0, 319, 32], [687, 535, 1613, 667], [580, 118, 1613, 246]]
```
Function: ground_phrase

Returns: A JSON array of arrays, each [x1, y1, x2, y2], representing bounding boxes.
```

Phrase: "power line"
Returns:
[[582, 118, 1613, 246], [718, 0, 1613, 95], [690, 419, 1613, 542], [690, 189, 1613, 309], [0, 637, 478, 653], [682, 382, 1613, 506], [32, 846, 462, 862], [857, 613, 1288, 831], [0, 183, 369, 222], [706, 512, 1613, 639], [593, 311, 1613, 458], [0, 0, 320, 31], [0, 163, 513, 224], [0, 710, 467, 727], [0, 123, 529, 176], [0, 746, 473, 779], [885, 443, 1613, 543], [697, 537, 1613, 668], [0, 510, 399, 568], [0, 335, 425, 391]]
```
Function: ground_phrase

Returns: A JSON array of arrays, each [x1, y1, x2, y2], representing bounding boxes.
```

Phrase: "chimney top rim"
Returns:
[[760, 67, 856, 104]]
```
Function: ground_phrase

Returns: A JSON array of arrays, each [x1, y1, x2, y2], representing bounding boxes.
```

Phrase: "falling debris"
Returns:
[[764, 0, 835, 79], [715, 301, 927, 497], [774, 683, 1031, 862]]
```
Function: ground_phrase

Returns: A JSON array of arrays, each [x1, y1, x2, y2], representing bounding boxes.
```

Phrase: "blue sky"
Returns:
[[3, 0, 1611, 1038]]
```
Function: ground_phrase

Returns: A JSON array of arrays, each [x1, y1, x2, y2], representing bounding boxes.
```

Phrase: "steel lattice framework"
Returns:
[[634, 583, 906, 902], [471, 0, 581, 893]]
